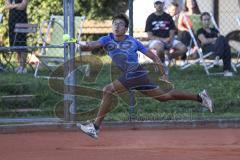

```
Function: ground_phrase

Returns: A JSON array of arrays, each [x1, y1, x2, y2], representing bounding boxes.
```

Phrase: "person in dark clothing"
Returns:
[[145, 0, 187, 66], [197, 12, 233, 77], [5, 0, 28, 73]]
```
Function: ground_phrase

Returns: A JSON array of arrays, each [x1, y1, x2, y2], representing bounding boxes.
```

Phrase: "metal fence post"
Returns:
[[128, 0, 133, 36], [63, 0, 76, 121], [63, 0, 70, 121], [128, 0, 136, 122], [69, 0, 76, 121]]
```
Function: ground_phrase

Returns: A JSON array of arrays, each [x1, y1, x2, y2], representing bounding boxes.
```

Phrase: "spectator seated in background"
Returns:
[[145, 0, 187, 69], [177, 0, 201, 63], [166, 1, 180, 28], [197, 12, 233, 77]]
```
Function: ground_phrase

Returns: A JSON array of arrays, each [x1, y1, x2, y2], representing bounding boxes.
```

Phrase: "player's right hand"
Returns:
[[160, 74, 170, 83]]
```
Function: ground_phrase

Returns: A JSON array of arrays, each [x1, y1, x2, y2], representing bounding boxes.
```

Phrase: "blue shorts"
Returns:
[[118, 67, 158, 91]]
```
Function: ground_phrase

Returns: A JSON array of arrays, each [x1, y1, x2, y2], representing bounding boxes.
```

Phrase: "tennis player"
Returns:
[[77, 13, 213, 139]]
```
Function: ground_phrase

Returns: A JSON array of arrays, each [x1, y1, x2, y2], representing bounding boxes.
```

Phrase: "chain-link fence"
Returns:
[[0, 0, 240, 123], [0, 0, 64, 70], [0, 0, 68, 121]]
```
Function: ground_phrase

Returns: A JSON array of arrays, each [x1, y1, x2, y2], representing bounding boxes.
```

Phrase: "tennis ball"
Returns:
[[62, 34, 70, 41]]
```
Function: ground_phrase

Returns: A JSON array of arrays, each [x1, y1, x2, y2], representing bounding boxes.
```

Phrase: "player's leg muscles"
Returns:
[[95, 80, 127, 126], [141, 88, 199, 102]]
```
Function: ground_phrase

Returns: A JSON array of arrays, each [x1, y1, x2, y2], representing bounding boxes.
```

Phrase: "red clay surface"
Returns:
[[0, 128, 240, 160]]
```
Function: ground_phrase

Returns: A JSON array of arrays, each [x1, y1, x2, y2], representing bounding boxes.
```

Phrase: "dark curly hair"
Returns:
[[200, 12, 211, 20], [112, 13, 129, 28]]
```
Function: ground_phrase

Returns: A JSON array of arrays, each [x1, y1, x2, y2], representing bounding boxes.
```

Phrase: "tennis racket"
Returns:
[[141, 63, 175, 91], [157, 77, 175, 92]]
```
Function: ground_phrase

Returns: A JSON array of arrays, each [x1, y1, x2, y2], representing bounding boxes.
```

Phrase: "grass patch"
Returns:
[[0, 56, 240, 121]]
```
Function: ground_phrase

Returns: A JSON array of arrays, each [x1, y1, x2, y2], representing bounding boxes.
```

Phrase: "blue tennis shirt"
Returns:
[[98, 33, 148, 73]]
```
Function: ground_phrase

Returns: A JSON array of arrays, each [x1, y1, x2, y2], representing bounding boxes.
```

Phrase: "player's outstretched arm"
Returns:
[[80, 41, 103, 51], [145, 50, 169, 81]]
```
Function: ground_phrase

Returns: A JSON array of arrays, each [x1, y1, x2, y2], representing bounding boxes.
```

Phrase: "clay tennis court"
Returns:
[[0, 128, 240, 160]]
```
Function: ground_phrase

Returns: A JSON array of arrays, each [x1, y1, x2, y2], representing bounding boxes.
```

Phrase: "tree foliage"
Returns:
[[0, 0, 129, 46], [75, 0, 128, 19]]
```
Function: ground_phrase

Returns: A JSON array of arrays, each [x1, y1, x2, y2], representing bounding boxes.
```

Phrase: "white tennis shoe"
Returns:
[[199, 89, 213, 112], [76, 122, 98, 139]]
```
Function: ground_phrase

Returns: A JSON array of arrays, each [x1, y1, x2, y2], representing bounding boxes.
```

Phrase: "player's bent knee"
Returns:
[[177, 45, 187, 53], [182, 47, 188, 54], [102, 84, 115, 95]]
